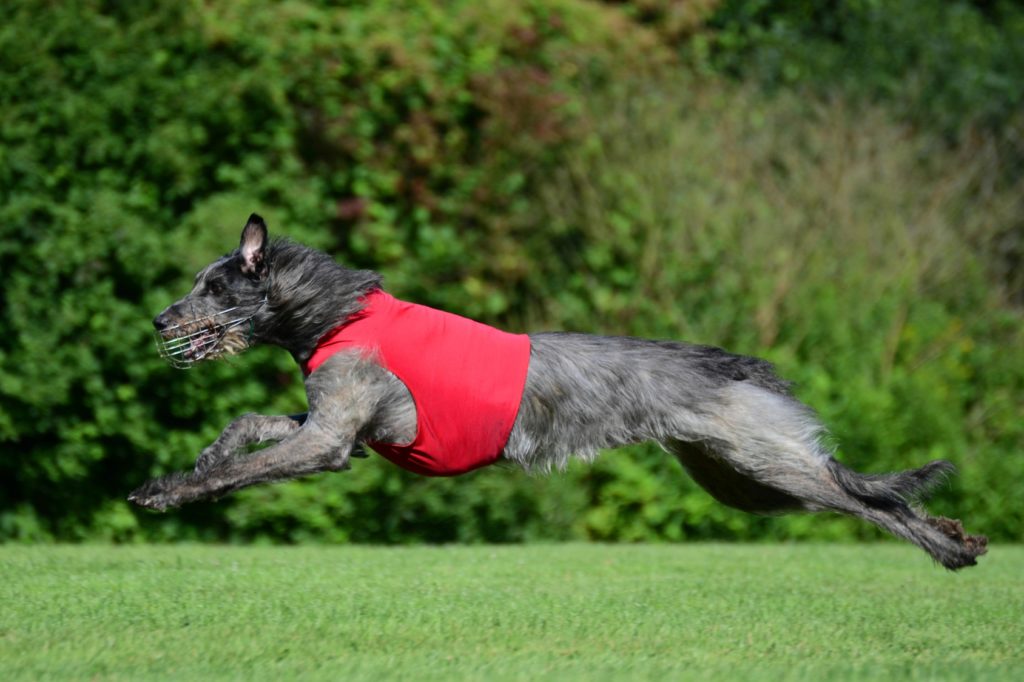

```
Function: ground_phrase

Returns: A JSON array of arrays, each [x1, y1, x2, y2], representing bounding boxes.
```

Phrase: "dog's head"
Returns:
[[153, 214, 271, 368]]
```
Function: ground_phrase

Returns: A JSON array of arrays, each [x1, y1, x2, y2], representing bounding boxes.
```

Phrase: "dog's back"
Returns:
[[504, 332, 803, 471]]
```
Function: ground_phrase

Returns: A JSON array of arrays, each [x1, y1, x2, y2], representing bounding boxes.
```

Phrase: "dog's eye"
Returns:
[[207, 280, 224, 296]]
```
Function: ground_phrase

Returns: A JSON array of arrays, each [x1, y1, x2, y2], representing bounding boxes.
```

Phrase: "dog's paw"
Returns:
[[127, 472, 192, 511]]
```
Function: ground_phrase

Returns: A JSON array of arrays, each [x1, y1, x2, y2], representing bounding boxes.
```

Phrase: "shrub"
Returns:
[[524, 77, 1024, 541], [702, 0, 1024, 133], [0, 1, 1019, 544], [0, 0, 668, 541]]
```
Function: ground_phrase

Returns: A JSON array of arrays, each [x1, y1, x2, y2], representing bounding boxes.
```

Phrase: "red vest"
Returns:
[[302, 291, 531, 476]]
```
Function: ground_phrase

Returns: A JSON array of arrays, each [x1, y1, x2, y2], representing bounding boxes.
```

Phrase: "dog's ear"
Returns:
[[239, 213, 268, 278]]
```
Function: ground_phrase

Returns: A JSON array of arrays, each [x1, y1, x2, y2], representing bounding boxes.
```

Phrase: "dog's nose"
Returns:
[[153, 314, 169, 331]]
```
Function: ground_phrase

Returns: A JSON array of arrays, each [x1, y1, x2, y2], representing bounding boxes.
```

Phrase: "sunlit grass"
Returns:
[[1, 544, 1020, 680]]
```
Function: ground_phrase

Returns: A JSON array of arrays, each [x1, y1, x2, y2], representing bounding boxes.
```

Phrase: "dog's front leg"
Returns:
[[129, 420, 353, 511], [194, 412, 368, 474], [194, 413, 306, 473], [130, 350, 404, 511]]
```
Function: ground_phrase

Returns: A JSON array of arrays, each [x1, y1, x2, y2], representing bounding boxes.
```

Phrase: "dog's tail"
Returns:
[[826, 458, 987, 569], [827, 458, 954, 507]]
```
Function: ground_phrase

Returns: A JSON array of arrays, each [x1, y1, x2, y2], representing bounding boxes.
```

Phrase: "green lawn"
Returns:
[[1, 544, 1020, 680]]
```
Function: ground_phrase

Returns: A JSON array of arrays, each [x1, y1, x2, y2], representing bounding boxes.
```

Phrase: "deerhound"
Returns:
[[131, 214, 987, 569]]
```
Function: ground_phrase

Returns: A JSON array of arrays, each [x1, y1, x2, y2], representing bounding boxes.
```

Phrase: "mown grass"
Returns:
[[1, 543, 1020, 680]]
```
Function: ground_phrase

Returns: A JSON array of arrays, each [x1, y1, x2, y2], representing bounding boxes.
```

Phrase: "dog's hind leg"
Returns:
[[665, 382, 986, 569], [818, 458, 987, 569], [664, 439, 804, 514]]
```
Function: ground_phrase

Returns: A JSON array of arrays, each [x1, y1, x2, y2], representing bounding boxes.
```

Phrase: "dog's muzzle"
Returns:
[[154, 299, 267, 369]]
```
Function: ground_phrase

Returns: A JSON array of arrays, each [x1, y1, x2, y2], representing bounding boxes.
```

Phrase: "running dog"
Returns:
[[131, 214, 988, 569]]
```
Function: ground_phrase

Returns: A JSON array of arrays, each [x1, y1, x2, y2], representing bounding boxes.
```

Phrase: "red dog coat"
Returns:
[[302, 290, 531, 476]]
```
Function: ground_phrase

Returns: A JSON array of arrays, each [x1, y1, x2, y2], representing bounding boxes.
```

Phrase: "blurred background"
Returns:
[[1, 0, 1021, 544]]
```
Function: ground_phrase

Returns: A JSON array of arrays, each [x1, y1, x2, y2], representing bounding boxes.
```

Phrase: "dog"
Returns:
[[131, 213, 988, 569]]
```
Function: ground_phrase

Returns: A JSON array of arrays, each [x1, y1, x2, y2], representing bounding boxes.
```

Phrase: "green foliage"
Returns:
[[527, 80, 1024, 542], [703, 0, 1024, 133], [604, 0, 723, 42], [0, 0, 1020, 544], [0, 0, 664, 542]]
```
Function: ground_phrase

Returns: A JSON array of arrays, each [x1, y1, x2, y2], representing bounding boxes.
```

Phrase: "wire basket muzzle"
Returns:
[[154, 299, 266, 369]]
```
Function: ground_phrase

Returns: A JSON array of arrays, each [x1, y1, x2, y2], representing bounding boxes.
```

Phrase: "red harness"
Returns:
[[302, 291, 531, 476]]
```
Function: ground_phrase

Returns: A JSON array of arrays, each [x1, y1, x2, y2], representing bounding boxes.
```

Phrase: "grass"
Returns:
[[1, 543, 1021, 681]]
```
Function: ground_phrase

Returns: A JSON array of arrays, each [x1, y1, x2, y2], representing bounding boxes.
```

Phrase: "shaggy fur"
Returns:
[[131, 214, 988, 570]]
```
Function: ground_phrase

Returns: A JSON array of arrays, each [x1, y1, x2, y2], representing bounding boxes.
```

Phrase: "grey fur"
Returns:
[[132, 214, 987, 570]]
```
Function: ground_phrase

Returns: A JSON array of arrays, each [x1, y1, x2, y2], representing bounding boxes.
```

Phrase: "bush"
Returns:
[[0, 0, 667, 541], [701, 0, 1024, 133], [524, 77, 1024, 541], [0, 1, 1019, 544]]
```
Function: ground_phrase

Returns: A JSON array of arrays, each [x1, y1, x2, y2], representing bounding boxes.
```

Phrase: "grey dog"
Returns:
[[131, 214, 987, 570]]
